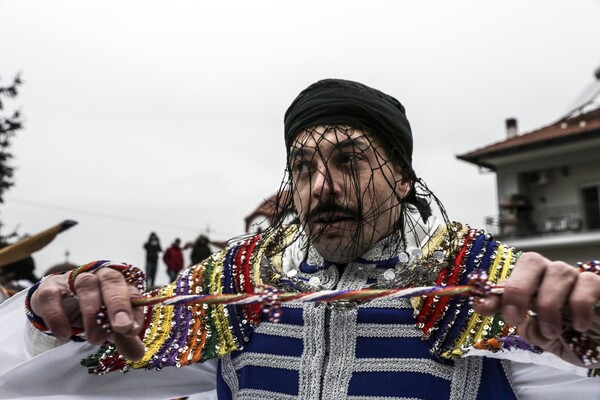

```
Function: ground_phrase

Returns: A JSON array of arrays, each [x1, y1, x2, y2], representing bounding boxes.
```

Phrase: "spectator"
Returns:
[[143, 232, 162, 287], [189, 235, 213, 265], [163, 238, 184, 282]]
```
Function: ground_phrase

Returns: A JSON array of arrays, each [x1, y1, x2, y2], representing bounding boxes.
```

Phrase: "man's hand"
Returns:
[[474, 252, 600, 367], [30, 267, 145, 361]]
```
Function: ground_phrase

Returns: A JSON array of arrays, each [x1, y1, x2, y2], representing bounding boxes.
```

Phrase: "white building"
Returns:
[[457, 92, 600, 264]]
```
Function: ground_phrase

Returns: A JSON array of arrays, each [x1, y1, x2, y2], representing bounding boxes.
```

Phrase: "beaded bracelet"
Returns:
[[25, 261, 146, 339], [24, 271, 86, 340], [67, 260, 146, 297], [576, 260, 600, 274]]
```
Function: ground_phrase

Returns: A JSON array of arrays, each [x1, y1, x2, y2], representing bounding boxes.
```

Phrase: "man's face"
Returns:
[[289, 125, 410, 263]]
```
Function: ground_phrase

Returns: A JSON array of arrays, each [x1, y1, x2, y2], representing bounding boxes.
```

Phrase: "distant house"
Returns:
[[457, 104, 600, 264], [244, 191, 296, 233]]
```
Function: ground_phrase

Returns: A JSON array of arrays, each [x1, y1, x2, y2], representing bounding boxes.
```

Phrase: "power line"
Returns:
[[6, 197, 235, 236]]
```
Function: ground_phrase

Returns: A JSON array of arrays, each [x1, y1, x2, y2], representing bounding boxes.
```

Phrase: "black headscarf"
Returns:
[[284, 78, 415, 181], [283, 78, 433, 220]]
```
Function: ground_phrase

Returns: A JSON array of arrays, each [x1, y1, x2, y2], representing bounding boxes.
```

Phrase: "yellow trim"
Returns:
[[497, 246, 514, 283], [207, 252, 237, 357], [486, 244, 505, 284], [133, 284, 175, 368]]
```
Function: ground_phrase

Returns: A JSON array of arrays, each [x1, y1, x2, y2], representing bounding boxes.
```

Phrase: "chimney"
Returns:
[[506, 118, 518, 139]]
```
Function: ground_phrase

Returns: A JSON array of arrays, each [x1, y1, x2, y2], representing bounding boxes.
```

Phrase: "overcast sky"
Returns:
[[1, 0, 599, 286]]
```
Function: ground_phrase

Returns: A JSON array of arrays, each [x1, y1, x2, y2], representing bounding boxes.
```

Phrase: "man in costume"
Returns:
[[1, 79, 600, 399]]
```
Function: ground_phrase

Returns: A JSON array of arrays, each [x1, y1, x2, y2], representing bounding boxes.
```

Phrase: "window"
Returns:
[[582, 186, 600, 229]]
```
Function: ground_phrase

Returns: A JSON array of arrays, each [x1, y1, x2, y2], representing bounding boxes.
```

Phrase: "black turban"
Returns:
[[284, 79, 415, 179]]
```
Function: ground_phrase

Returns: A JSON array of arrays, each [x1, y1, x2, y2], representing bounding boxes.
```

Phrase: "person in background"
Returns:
[[185, 235, 226, 266], [0, 255, 37, 291], [0, 255, 37, 302], [188, 235, 212, 266], [163, 238, 184, 282], [143, 232, 162, 288]]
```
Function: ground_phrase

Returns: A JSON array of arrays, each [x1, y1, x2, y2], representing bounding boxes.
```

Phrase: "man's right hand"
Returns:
[[30, 267, 146, 361]]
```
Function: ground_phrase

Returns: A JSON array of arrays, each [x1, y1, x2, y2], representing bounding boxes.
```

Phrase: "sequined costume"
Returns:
[[77, 216, 530, 399]]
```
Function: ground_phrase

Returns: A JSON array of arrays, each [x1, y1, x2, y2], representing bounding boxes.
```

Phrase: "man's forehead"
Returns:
[[290, 126, 377, 152]]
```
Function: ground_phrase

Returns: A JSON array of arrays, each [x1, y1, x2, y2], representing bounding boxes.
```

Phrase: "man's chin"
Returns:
[[312, 238, 361, 264]]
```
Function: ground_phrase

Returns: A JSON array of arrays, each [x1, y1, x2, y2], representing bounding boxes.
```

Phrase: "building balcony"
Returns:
[[484, 202, 600, 249]]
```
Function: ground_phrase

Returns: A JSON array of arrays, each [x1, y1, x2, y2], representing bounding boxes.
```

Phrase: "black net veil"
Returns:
[[263, 79, 452, 262]]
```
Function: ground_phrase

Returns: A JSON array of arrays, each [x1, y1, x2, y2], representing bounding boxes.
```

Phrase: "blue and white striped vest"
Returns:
[[216, 253, 517, 399]]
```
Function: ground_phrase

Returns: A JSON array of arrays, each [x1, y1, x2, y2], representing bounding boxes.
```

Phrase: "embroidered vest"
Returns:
[[215, 260, 517, 399]]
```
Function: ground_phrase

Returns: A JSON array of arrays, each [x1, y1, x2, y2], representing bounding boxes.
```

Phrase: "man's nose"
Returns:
[[311, 167, 340, 199]]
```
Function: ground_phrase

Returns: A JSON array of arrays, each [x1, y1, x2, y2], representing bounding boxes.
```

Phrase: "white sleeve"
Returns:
[[465, 348, 600, 399], [0, 290, 218, 399], [0, 290, 37, 368], [511, 361, 600, 400]]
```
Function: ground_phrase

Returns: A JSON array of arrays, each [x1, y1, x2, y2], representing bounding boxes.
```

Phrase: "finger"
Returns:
[[32, 275, 74, 340], [132, 293, 145, 335], [120, 281, 144, 336], [501, 252, 546, 326], [471, 293, 502, 316], [518, 316, 591, 367], [516, 317, 571, 362], [97, 268, 139, 335], [532, 260, 578, 339], [569, 272, 600, 332], [111, 333, 145, 361], [73, 272, 107, 344], [517, 317, 553, 348]]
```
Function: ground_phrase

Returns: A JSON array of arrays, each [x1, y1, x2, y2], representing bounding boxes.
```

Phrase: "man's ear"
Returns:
[[397, 177, 411, 199], [392, 165, 411, 199]]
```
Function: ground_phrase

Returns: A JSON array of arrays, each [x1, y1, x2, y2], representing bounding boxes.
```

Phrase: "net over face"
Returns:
[[289, 125, 410, 264]]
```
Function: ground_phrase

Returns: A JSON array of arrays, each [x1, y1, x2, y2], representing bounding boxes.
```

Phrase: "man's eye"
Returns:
[[340, 153, 360, 164], [292, 161, 310, 173]]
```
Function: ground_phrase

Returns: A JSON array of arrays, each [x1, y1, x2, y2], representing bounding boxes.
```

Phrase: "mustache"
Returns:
[[306, 202, 360, 222]]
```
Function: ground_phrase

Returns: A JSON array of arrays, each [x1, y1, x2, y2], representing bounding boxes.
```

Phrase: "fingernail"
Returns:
[[113, 311, 132, 328]]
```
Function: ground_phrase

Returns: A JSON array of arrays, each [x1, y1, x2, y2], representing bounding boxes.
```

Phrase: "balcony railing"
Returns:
[[485, 203, 593, 239]]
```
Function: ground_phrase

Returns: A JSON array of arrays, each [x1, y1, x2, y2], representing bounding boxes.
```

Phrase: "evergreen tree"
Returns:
[[0, 74, 24, 242]]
